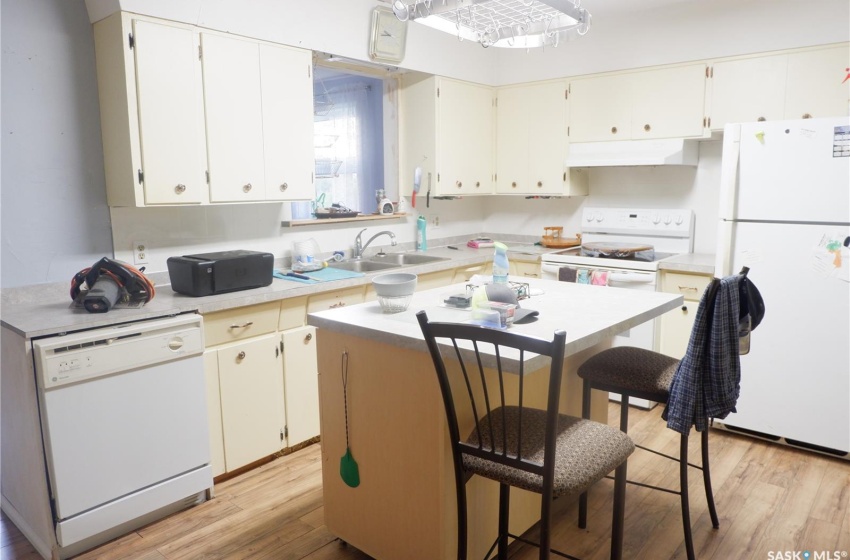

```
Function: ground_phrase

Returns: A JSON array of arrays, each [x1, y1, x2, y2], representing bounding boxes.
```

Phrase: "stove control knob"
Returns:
[[675, 214, 684, 225], [585, 213, 594, 222], [652, 214, 661, 224], [663, 215, 672, 225], [594, 212, 604, 222]]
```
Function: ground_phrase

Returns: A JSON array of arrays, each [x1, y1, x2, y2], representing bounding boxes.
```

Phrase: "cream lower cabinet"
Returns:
[[659, 271, 712, 358], [203, 301, 285, 475], [280, 326, 320, 446], [215, 334, 285, 471]]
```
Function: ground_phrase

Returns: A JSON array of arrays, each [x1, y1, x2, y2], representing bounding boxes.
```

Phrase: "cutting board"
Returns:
[[274, 267, 365, 284]]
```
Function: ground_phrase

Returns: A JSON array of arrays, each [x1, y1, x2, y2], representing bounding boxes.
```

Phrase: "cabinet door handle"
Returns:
[[644, 123, 651, 132], [175, 184, 187, 194], [537, 181, 543, 188], [280, 183, 288, 192], [243, 183, 253, 193], [681, 305, 689, 313], [475, 181, 480, 188], [511, 182, 517, 188], [757, 116, 766, 122], [237, 351, 246, 360], [678, 285, 698, 292], [229, 321, 254, 329], [456, 181, 462, 188], [329, 302, 346, 309], [802, 113, 812, 119], [304, 333, 313, 343], [611, 126, 618, 134]]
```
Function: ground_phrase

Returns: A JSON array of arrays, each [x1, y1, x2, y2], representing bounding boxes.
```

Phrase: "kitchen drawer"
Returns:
[[453, 263, 491, 283], [511, 260, 541, 279], [203, 301, 281, 347], [306, 286, 366, 314], [279, 295, 308, 331], [661, 272, 712, 301]]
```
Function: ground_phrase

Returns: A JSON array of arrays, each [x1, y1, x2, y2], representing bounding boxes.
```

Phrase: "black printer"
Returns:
[[167, 250, 274, 297]]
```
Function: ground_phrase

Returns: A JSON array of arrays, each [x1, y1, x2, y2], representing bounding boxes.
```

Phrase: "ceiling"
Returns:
[[584, 0, 697, 18]]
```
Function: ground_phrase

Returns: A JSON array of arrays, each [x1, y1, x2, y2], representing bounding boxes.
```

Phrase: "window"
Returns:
[[291, 67, 386, 219]]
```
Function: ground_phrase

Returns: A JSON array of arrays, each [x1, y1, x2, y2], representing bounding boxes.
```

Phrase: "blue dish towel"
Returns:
[[274, 268, 365, 283]]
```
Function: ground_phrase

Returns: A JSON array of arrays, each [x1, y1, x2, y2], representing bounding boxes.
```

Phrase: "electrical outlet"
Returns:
[[430, 215, 441, 229], [133, 241, 149, 265]]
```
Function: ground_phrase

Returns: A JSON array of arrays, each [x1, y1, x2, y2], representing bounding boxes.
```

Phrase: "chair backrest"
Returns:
[[416, 310, 567, 481]]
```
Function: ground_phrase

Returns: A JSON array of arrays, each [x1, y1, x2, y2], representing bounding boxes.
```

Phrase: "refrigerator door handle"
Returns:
[[718, 124, 741, 221]]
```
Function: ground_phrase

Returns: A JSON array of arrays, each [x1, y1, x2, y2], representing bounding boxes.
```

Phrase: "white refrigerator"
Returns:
[[716, 117, 850, 456]]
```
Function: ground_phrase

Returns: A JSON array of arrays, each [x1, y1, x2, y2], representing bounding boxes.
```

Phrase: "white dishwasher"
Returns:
[[33, 313, 212, 553]]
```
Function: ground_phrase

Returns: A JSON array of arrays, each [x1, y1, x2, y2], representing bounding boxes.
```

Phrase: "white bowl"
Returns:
[[372, 272, 417, 298]]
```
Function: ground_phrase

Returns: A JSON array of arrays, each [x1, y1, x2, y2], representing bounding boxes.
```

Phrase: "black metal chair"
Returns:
[[576, 277, 724, 560], [416, 310, 635, 560]]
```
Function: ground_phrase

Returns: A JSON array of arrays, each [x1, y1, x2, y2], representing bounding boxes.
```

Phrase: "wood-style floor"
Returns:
[[3, 402, 848, 560]]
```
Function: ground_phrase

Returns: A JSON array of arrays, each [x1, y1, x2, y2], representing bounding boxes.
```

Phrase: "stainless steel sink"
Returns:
[[368, 253, 450, 266], [329, 260, 401, 273]]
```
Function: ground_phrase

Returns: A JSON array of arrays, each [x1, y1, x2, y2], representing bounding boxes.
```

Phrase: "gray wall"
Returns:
[[1, 0, 112, 288]]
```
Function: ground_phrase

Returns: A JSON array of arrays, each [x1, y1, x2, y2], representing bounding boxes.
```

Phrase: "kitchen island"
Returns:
[[308, 278, 682, 560]]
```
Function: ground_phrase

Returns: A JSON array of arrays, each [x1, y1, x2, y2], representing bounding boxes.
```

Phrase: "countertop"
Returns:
[[0, 245, 502, 339], [307, 277, 683, 372], [658, 253, 715, 275], [1, 243, 712, 339]]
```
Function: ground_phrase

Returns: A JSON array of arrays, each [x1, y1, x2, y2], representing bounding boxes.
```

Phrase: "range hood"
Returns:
[[565, 138, 699, 167]]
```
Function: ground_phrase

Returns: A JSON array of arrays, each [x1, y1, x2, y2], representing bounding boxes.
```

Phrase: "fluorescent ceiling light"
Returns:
[[391, 0, 592, 48]]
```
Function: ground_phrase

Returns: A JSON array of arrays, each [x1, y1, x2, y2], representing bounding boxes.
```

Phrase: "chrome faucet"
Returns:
[[353, 228, 397, 259]]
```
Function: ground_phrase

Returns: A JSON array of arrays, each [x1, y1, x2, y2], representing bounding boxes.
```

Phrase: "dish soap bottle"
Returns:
[[416, 215, 427, 251], [492, 242, 509, 284]]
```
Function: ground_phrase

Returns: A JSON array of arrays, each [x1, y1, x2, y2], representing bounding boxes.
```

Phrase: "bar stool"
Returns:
[[576, 278, 725, 560], [417, 311, 635, 560]]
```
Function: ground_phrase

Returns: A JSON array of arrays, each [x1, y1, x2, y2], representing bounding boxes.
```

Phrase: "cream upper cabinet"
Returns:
[[709, 55, 788, 129], [496, 81, 588, 196], [92, 13, 313, 206], [401, 75, 494, 197], [568, 73, 632, 142], [260, 45, 315, 201], [93, 14, 207, 206], [201, 33, 266, 203], [630, 64, 707, 139], [784, 45, 850, 120], [709, 44, 850, 131], [438, 78, 495, 195], [569, 64, 707, 142]]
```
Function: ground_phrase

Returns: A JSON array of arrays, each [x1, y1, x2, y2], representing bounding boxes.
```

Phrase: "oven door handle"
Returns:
[[607, 271, 655, 284]]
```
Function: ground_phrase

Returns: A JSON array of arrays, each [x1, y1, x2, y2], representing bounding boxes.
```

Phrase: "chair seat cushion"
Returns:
[[462, 406, 635, 497], [577, 346, 680, 400]]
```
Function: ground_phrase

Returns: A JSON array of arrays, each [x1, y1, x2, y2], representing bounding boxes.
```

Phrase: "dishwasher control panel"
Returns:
[[33, 314, 204, 389]]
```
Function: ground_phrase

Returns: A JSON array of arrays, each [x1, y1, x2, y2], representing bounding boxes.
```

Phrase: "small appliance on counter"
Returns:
[[167, 250, 273, 296]]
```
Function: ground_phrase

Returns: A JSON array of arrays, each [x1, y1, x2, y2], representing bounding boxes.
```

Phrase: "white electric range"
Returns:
[[540, 207, 695, 408]]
